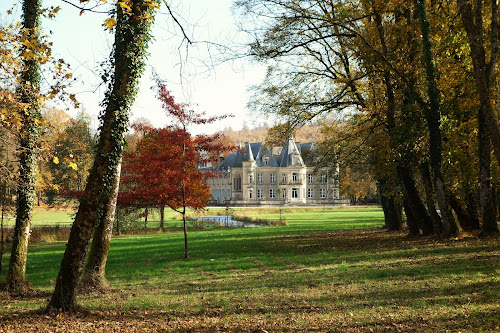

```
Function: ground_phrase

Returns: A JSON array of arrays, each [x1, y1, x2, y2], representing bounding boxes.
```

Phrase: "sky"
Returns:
[[0, 0, 267, 135]]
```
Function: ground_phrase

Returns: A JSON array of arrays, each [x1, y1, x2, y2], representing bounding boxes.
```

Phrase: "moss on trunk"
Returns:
[[7, 0, 42, 293], [80, 161, 121, 292], [46, 0, 155, 312]]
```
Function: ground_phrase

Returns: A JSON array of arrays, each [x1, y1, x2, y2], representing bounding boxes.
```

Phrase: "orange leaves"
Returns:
[[120, 126, 211, 210]]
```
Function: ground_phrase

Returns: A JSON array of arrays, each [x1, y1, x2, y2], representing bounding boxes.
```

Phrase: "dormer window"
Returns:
[[292, 152, 301, 166], [263, 156, 269, 166]]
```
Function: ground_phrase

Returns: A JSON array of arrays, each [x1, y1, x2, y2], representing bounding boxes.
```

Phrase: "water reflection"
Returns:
[[193, 216, 261, 228]]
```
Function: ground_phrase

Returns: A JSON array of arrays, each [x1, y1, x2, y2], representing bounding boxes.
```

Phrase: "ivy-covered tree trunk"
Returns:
[[7, 0, 42, 293], [80, 160, 121, 291], [47, 0, 155, 312], [416, 0, 458, 237]]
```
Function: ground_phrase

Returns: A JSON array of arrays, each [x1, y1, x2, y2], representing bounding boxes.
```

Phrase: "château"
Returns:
[[207, 136, 345, 206]]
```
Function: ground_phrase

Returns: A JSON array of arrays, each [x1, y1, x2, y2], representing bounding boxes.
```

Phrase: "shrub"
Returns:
[[232, 215, 288, 226]]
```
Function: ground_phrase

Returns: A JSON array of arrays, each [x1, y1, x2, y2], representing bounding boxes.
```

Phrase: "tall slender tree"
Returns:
[[415, 0, 458, 236], [457, 0, 500, 236], [7, 0, 42, 293], [47, 0, 157, 311], [457, 0, 500, 168]]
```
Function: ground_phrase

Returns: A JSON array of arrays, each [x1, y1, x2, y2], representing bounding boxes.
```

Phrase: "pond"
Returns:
[[193, 216, 261, 228]]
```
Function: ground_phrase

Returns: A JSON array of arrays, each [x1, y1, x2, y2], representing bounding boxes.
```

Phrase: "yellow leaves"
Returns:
[[118, 1, 132, 12], [68, 162, 78, 171], [21, 49, 35, 60], [147, 1, 160, 10], [53, 156, 78, 171], [104, 17, 117, 30]]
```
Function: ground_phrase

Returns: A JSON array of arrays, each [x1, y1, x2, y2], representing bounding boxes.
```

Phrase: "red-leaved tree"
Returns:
[[120, 75, 231, 259]]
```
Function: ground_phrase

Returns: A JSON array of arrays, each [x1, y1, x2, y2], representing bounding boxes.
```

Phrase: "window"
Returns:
[[257, 188, 263, 199], [333, 189, 338, 199], [257, 173, 263, 184], [281, 174, 287, 184], [227, 189, 231, 199], [282, 188, 287, 198], [320, 188, 327, 198], [308, 174, 313, 183], [270, 173, 276, 184], [292, 173, 298, 182], [269, 188, 276, 198], [320, 174, 327, 183], [249, 189, 253, 199], [292, 188, 298, 199], [308, 188, 314, 198], [234, 174, 241, 192], [263, 157, 269, 166], [249, 174, 254, 184]]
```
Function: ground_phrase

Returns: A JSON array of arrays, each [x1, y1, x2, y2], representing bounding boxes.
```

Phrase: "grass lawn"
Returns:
[[1, 206, 499, 332]]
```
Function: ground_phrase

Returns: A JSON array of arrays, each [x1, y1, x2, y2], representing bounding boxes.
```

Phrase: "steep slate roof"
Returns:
[[276, 136, 304, 167], [255, 145, 279, 167], [215, 137, 312, 170], [216, 153, 234, 171]]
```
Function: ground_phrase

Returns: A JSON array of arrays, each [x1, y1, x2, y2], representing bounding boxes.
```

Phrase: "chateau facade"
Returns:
[[207, 136, 344, 206]]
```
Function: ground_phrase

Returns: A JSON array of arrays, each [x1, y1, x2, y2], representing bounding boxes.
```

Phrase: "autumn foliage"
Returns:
[[119, 125, 214, 212], [119, 74, 231, 257]]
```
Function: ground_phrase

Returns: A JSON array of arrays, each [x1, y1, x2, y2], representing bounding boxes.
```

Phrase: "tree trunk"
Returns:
[[378, 178, 403, 231], [478, 106, 499, 235], [403, 195, 419, 236], [447, 192, 473, 230], [373, 9, 432, 235], [47, 0, 155, 312], [465, 191, 481, 231], [457, 0, 500, 167], [144, 207, 148, 228], [419, 162, 442, 233], [398, 165, 434, 235], [159, 204, 165, 231], [416, 0, 458, 237], [115, 213, 120, 236], [80, 160, 121, 291], [183, 210, 189, 259], [1, 187, 5, 275], [7, 0, 42, 293]]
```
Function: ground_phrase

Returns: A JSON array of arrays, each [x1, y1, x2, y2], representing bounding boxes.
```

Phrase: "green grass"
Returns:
[[1, 207, 499, 332]]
